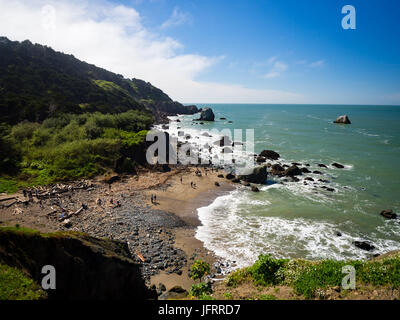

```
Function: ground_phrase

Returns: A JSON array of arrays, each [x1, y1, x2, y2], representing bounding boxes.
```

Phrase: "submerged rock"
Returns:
[[354, 241, 375, 251], [251, 185, 260, 192], [332, 162, 345, 169], [334, 115, 351, 124], [270, 164, 285, 175], [380, 210, 397, 219]]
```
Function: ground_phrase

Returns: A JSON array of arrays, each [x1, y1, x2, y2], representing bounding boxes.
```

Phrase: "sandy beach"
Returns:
[[0, 166, 235, 292]]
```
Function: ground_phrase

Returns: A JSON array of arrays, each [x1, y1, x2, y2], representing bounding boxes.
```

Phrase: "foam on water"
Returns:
[[195, 189, 400, 268]]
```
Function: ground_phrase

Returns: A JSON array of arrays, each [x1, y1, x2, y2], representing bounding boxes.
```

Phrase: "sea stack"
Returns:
[[198, 107, 215, 121], [334, 115, 351, 124]]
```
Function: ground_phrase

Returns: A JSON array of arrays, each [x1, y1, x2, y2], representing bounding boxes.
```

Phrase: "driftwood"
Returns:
[[59, 206, 84, 221], [0, 196, 16, 202]]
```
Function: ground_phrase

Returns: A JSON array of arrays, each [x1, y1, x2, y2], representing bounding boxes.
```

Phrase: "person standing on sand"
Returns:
[[154, 195, 157, 203], [180, 176, 183, 184], [151, 194, 154, 203]]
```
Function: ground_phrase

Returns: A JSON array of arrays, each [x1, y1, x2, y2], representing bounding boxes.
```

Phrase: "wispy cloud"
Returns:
[[264, 58, 288, 79], [161, 6, 192, 29], [310, 59, 325, 68]]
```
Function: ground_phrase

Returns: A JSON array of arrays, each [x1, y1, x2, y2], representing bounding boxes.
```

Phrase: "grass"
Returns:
[[0, 110, 153, 193], [0, 264, 47, 300], [226, 254, 400, 299]]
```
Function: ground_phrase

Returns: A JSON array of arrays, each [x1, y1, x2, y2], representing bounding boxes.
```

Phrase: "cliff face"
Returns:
[[0, 227, 156, 300]]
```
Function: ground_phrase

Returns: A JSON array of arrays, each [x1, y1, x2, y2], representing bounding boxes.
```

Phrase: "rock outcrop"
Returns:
[[259, 150, 280, 160], [334, 115, 351, 124], [239, 166, 268, 184], [197, 107, 215, 121]]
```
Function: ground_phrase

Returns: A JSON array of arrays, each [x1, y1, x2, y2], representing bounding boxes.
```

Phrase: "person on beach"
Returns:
[[151, 194, 154, 203], [154, 195, 157, 203], [180, 176, 183, 184]]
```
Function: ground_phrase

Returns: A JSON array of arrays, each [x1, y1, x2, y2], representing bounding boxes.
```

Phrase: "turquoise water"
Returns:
[[165, 104, 400, 266]]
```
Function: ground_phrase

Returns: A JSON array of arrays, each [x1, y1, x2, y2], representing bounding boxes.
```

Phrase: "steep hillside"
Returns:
[[0, 36, 198, 125], [0, 226, 156, 300]]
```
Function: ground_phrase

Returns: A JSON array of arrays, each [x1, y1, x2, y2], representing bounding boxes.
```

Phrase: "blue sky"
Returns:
[[1, 0, 399, 104]]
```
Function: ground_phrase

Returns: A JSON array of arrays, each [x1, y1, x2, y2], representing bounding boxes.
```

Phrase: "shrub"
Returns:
[[189, 260, 210, 282], [189, 282, 212, 297], [248, 254, 288, 286]]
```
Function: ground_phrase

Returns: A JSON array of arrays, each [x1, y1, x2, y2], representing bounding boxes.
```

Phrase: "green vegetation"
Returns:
[[226, 254, 400, 299], [0, 110, 153, 193], [189, 282, 213, 298], [189, 260, 210, 282], [0, 264, 47, 300]]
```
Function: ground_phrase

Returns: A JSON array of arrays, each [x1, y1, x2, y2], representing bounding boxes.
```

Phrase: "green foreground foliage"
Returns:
[[0, 110, 152, 192], [226, 254, 400, 299], [0, 264, 46, 300]]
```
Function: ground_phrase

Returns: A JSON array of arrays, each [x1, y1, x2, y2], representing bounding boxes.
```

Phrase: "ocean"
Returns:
[[158, 104, 400, 268]]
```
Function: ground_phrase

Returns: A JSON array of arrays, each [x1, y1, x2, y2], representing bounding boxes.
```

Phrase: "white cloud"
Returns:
[[310, 59, 325, 68], [161, 6, 192, 30], [0, 0, 304, 103], [263, 59, 288, 79]]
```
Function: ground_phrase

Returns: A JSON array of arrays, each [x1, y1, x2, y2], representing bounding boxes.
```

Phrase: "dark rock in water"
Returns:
[[239, 166, 268, 184], [200, 122, 204, 125], [251, 186, 260, 192], [232, 178, 241, 183], [220, 117, 227, 120], [228, 121, 233, 123], [176, 119, 181, 122], [318, 164, 328, 168], [215, 182, 220, 187], [270, 164, 285, 175], [292, 162, 302, 166], [256, 156, 266, 163], [313, 170, 323, 174], [354, 241, 375, 251], [304, 177, 314, 181], [226, 173, 235, 180], [318, 179, 330, 183], [259, 150, 280, 160], [301, 167, 311, 173], [217, 174, 224, 178], [305, 164, 310, 167], [284, 165, 302, 177], [162, 125, 169, 130], [380, 210, 397, 219], [283, 164, 289, 168], [334, 115, 351, 124], [326, 188, 335, 192], [336, 232, 342, 237], [197, 107, 215, 121], [332, 162, 345, 169], [291, 176, 300, 182]]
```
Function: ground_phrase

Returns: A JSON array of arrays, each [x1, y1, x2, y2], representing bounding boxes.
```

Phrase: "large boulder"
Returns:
[[198, 107, 215, 121], [284, 165, 302, 177], [270, 164, 285, 176], [354, 241, 375, 251], [334, 115, 351, 124], [239, 166, 268, 184], [259, 150, 280, 160]]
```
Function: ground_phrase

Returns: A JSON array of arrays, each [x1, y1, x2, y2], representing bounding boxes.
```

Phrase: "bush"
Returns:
[[248, 254, 288, 286], [189, 282, 212, 297], [189, 260, 210, 282]]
